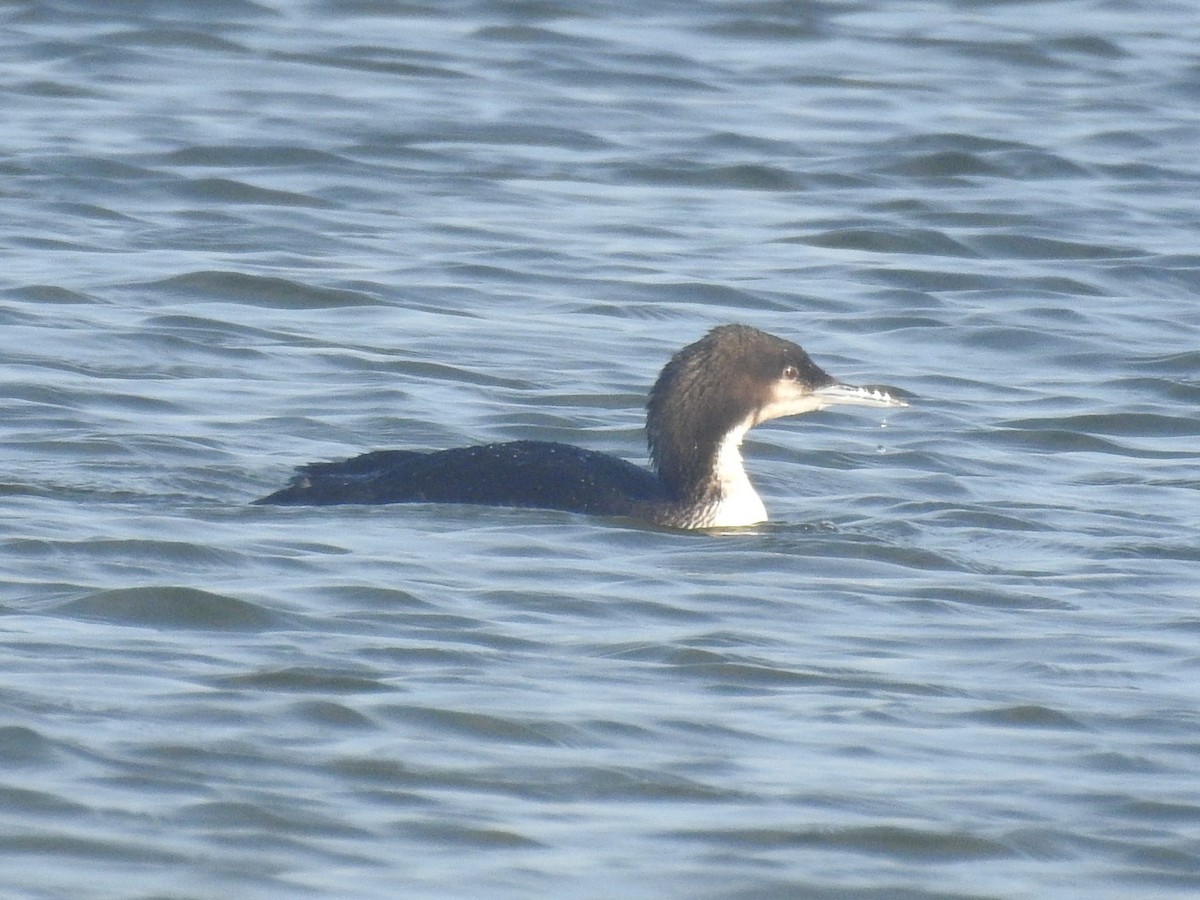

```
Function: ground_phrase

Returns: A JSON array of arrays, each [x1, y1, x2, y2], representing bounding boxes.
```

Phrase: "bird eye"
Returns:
[[782, 365, 799, 381]]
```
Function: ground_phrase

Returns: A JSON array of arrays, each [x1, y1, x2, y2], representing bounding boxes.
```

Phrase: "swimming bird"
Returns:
[[255, 324, 906, 528]]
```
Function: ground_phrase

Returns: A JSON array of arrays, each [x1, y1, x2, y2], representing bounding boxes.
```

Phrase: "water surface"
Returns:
[[3, 1, 1199, 898]]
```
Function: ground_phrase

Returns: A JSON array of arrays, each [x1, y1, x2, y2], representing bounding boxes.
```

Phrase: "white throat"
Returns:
[[707, 419, 767, 527]]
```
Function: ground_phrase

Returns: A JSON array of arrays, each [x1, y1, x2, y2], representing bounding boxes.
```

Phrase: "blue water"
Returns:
[[3, 2, 1199, 898]]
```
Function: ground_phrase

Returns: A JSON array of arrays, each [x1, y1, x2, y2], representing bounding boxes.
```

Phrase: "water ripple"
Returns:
[[4, 1, 1200, 898]]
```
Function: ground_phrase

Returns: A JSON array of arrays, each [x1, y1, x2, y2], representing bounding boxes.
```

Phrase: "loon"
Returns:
[[255, 324, 907, 529]]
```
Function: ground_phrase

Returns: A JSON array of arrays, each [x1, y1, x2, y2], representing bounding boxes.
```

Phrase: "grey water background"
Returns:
[[2, 0, 1199, 897]]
